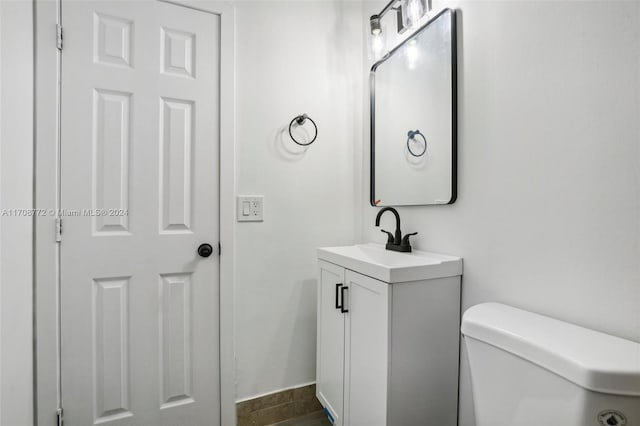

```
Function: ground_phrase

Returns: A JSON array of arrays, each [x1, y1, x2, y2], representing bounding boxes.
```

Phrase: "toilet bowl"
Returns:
[[461, 303, 640, 426]]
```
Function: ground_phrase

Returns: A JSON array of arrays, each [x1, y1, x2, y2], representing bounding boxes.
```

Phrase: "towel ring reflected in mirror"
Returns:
[[288, 113, 318, 146], [407, 129, 427, 157]]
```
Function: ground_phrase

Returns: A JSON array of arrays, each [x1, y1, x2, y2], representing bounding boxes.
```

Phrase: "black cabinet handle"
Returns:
[[335, 283, 343, 309], [340, 286, 349, 313]]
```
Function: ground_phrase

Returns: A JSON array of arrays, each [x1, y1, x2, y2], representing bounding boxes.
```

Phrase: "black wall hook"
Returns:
[[289, 114, 318, 146]]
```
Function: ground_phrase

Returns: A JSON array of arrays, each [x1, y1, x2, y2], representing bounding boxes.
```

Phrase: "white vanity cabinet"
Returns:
[[316, 245, 462, 426]]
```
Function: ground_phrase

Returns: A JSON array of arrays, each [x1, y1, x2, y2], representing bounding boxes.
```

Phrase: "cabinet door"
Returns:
[[317, 261, 346, 425], [344, 271, 390, 426]]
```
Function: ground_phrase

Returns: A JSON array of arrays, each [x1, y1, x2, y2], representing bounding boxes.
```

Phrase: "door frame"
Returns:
[[33, 1, 237, 425]]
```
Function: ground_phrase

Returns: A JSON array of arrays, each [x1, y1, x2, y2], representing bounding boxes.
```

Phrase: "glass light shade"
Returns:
[[401, 0, 426, 29], [369, 31, 388, 61], [370, 15, 382, 35]]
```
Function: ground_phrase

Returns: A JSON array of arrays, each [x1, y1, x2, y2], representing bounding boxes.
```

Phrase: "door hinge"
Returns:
[[56, 24, 63, 50], [218, 242, 221, 256], [55, 217, 63, 242], [56, 407, 63, 426]]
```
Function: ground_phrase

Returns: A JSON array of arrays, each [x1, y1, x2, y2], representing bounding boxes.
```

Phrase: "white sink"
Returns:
[[317, 243, 462, 283]]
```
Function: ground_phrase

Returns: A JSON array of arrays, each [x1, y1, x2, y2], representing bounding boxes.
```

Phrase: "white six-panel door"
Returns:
[[60, 1, 220, 425]]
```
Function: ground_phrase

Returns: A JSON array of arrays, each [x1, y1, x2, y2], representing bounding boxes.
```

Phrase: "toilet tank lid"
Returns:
[[461, 303, 640, 396]]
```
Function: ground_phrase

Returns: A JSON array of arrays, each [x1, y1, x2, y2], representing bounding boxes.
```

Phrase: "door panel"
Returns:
[[60, 1, 220, 425], [316, 261, 346, 426], [344, 271, 389, 426]]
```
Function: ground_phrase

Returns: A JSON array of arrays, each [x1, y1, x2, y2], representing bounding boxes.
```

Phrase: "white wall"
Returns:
[[0, 1, 34, 425], [361, 1, 640, 424], [234, 1, 364, 400]]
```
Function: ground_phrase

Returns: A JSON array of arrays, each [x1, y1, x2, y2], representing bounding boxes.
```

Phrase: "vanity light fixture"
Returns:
[[368, 0, 428, 61]]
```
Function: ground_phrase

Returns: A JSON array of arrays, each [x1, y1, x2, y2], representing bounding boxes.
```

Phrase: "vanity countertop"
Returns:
[[317, 243, 462, 283]]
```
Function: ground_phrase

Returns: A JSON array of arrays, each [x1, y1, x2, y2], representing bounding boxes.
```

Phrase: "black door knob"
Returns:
[[198, 243, 214, 258]]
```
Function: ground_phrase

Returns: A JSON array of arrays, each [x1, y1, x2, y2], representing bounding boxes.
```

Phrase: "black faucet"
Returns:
[[374, 207, 418, 253]]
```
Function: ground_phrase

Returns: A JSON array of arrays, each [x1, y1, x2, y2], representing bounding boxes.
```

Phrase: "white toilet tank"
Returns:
[[461, 303, 640, 426]]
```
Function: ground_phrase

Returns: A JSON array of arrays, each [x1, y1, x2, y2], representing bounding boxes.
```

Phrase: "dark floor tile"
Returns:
[[270, 410, 331, 426]]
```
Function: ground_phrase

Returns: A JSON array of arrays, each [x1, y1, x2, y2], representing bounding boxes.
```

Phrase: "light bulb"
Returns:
[[371, 32, 387, 61], [405, 38, 419, 70]]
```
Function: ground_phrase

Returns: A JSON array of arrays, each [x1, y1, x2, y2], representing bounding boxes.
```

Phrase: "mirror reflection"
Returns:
[[371, 9, 457, 206]]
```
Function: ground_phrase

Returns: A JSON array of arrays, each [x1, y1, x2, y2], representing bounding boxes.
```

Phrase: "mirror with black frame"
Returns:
[[371, 8, 457, 206]]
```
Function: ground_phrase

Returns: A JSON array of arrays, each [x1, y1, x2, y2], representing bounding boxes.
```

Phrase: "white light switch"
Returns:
[[237, 196, 264, 222]]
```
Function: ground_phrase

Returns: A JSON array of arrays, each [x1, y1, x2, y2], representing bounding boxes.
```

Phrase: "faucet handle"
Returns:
[[380, 229, 394, 244], [401, 232, 418, 247]]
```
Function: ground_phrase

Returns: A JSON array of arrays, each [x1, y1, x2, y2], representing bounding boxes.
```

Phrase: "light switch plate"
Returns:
[[237, 195, 264, 222]]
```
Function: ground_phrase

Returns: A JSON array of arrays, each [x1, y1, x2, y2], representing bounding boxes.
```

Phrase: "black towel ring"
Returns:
[[407, 130, 427, 157], [289, 114, 318, 146]]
